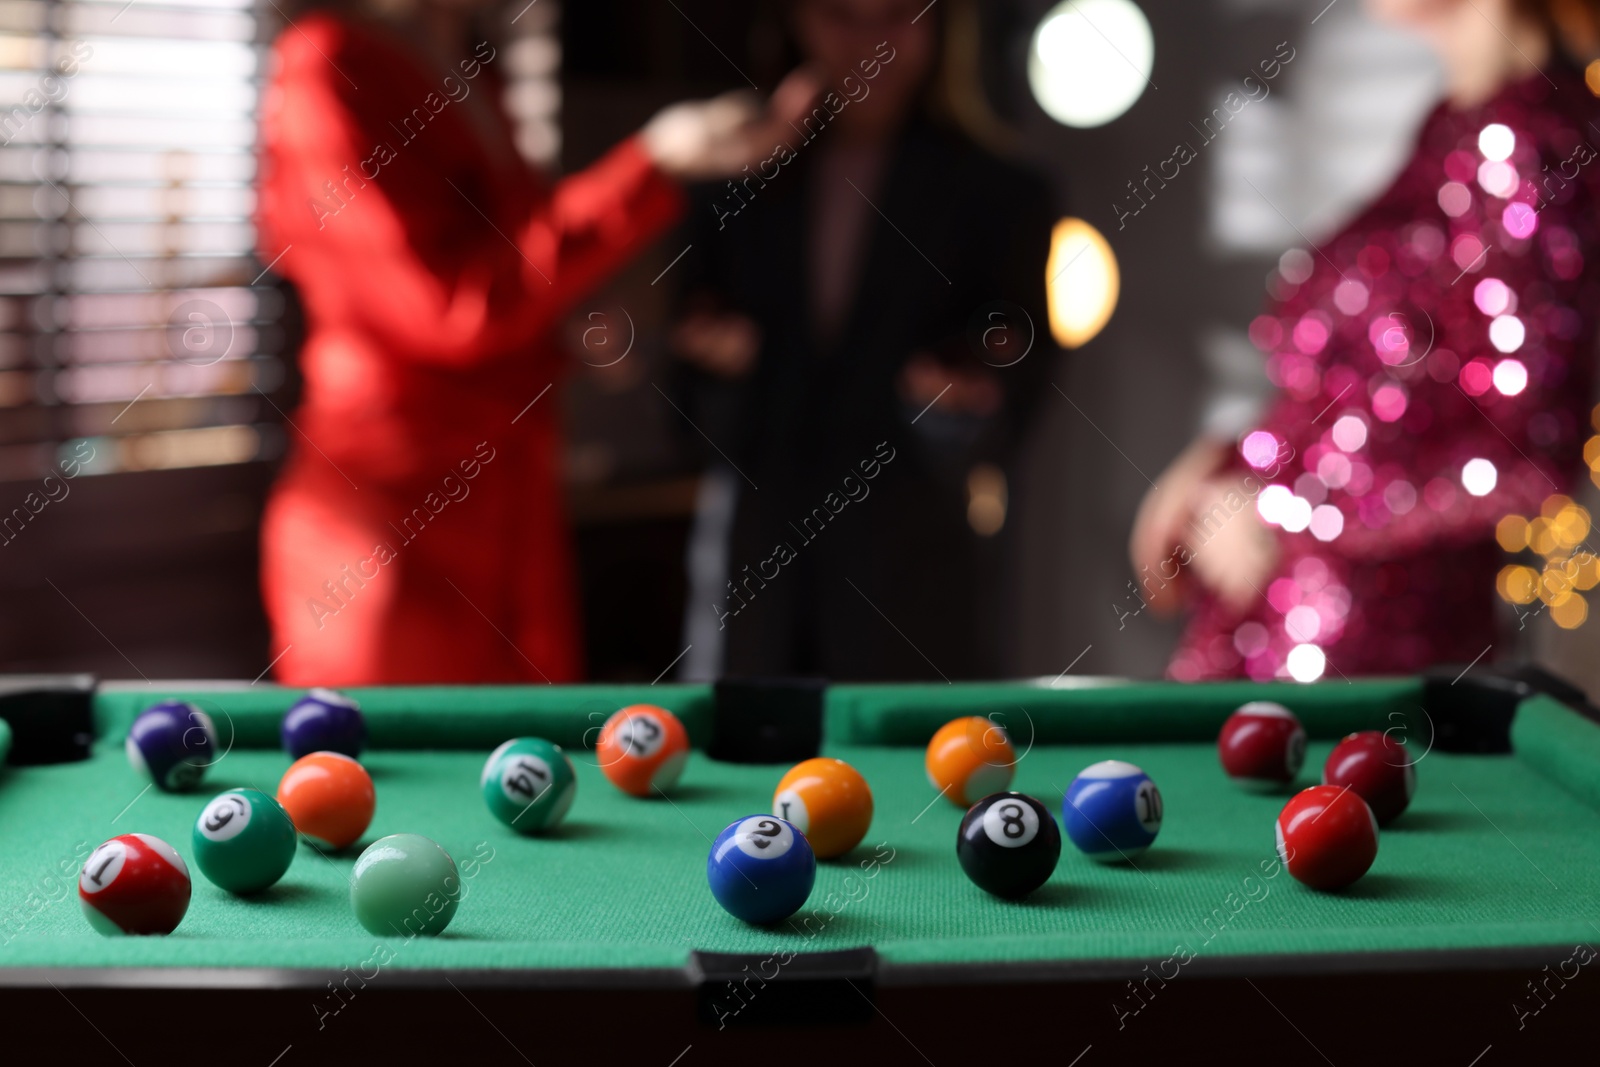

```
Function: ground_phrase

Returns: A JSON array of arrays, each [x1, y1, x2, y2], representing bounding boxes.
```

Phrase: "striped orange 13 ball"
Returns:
[[926, 716, 1016, 807], [596, 704, 690, 797]]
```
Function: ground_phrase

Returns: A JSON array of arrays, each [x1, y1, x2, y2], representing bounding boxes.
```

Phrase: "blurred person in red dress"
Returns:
[[1130, 0, 1600, 680], [256, 0, 816, 684]]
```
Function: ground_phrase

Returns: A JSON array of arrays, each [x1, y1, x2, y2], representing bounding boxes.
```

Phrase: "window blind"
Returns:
[[0, 0, 286, 486]]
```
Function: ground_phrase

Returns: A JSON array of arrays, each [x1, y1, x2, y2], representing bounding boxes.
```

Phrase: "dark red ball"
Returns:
[[1322, 730, 1415, 825], [1276, 784, 1378, 891], [1218, 702, 1306, 790]]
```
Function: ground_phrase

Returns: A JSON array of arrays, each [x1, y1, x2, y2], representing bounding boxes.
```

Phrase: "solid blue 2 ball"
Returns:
[[1063, 760, 1163, 862], [282, 688, 366, 759], [707, 815, 816, 924], [126, 701, 217, 791]]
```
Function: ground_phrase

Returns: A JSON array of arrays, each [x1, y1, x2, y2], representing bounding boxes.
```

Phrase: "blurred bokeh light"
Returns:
[[1496, 427, 1600, 628], [1046, 217, 1119, 348], [1028, 0, 1153, 129]]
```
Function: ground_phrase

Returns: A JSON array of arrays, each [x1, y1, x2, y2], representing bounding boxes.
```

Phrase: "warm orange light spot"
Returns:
[[1551, 505, 1591, 550], [1541, 566, 1574, 603], [1574, 552, 1600, 592], [1552, 592, 1588, 628], [1046, 217, 1119, 349], [1528, 517, 1558, 557], [1540, 494, 1573, 519], [966, 463, 1007, 537], [1495, 514, 1529, 552], [1498, 564, 1539, 604]]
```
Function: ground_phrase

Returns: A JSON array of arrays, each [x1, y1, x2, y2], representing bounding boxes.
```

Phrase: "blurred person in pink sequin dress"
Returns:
[[1131, 0, 1600, 681]]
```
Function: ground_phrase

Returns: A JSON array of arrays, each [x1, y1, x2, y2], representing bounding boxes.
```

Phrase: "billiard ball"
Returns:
[[925, 716, 1015, 808], [282, 688, 366, 760], [191, 788, 297, 894], [481, 737, 576, 834], [1276, 784, 1378, 891], [956, 792, 1061, 899], [1218, 701, 1306, 791], [596, 704, 689, 797], [1062, 760, 1163, 862], [79, 833, 191, 936], [126, 700, 217, 792], [707, 815, 816, 924], [350, 833, 460, 937], [1322, 730, 1415, 825], [276, 751, 376, 850], [772, 757, 873, 860]]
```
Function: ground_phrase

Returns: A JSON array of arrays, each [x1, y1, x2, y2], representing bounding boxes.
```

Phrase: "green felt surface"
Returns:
[[3, 684, 1598, 971], [824, 677, 1427, 745], [93, 683, 715, 751], [1512, 694, 1600, 812]]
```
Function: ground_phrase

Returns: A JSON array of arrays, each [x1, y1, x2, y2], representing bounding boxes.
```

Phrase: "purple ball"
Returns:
[[282, 688, 366, 759], [126, 701, 216, 791]]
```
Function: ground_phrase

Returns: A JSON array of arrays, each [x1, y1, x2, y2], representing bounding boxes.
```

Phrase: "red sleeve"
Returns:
[[256, 18, 684, 368]]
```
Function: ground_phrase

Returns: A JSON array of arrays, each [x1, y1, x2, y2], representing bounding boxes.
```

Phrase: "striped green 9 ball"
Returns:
[[191, 788, 297, 895], [481, 737, 576, 834]]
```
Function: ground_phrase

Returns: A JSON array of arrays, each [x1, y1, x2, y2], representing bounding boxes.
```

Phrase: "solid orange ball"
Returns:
[[772, 758, 874, 860], [276, 751, 375, 850], [596, 704, 690, 797], [925, 716, 1016, 807]]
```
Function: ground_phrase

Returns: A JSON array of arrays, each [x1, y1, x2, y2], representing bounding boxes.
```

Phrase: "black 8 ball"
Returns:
[[956, 792, 1061, 899]]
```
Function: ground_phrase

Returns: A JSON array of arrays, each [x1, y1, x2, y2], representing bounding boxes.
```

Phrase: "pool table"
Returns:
[[1, 669, 1597, 1063]]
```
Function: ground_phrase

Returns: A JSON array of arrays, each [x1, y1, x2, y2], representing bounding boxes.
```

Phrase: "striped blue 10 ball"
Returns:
[[126, 701, 217, 792], [282, 688, 366, 760], [480, 737, 576, 833], [707, 815, 816, 924], [1062, 760, 1163, 862]]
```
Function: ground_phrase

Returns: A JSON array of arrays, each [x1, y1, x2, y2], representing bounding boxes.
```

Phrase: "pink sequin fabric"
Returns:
[[1172, 64, 1600, 682]]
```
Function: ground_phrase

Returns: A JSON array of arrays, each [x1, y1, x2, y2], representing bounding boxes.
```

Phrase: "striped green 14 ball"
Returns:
[[481, 737, 576, 833], [191, 788, 297, 894]]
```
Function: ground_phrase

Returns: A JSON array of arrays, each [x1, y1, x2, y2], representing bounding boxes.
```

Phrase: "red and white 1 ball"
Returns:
[[1275, 785, 1378, 891], [1322, 730, 1415, 825], [79, 833, 191, 936], [1218, 701, 1306, 791]]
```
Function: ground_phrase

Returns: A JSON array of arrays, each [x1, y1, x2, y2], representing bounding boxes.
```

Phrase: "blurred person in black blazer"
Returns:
[[672, 0, 1057, 681]]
